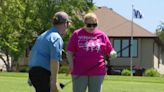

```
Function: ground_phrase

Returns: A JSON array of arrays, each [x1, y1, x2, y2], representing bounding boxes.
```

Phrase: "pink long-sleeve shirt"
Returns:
[[67, 28, 114, 76]]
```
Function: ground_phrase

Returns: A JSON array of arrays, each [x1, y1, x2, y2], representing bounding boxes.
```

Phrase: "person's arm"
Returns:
[[103, 34, 117, 59], [50, 60, 59, 92], [66, 51, 74, 75]]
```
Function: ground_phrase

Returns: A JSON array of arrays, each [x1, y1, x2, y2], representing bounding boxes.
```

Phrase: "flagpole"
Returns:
[[130, 4, 134, 76]]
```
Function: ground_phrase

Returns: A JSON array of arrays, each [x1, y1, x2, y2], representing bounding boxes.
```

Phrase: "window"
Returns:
[[114, 40, 121, 56], [122, 39, 129, 57], [113, 39, 138, 58]]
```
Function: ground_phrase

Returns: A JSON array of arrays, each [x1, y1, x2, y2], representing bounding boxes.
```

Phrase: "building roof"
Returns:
[[94, 7, 157, 38]]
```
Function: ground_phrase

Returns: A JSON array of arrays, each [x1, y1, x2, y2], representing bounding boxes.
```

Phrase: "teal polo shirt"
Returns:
[[29, 27, 63, 71]]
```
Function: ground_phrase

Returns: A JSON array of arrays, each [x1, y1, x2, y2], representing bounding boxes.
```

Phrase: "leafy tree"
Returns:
[[0, 0, 26, 71], [156, 22, 164, 44], [0, 0, 95, 71]]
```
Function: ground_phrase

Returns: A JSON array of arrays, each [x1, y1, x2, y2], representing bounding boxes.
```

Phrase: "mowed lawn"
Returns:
[[0, 72, 164, 92]]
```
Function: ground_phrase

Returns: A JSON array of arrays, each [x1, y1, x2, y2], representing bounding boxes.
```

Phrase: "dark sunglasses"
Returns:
[[86, 23, 97, 28]]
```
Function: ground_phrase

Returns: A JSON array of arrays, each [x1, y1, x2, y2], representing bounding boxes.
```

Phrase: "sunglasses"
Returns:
[[86, 23, 97, 28]]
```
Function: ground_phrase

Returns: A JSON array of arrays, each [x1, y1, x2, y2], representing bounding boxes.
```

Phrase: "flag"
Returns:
[[133, 9, 143, 19]]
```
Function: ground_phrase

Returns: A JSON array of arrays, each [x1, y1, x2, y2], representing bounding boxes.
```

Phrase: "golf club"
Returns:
[[59, 44, 131, 89]]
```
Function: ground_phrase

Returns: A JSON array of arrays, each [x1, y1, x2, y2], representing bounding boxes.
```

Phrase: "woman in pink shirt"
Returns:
[[67, 12, 116, 92]]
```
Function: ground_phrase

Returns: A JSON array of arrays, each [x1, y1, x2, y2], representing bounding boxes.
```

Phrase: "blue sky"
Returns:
[[93, 0, 164, 33]]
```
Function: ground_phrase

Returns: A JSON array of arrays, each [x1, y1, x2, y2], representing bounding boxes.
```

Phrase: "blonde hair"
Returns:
[[84, 13, 98, 23]]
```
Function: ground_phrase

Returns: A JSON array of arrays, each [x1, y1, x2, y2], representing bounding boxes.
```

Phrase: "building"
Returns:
[[94, 7, 164, 74]]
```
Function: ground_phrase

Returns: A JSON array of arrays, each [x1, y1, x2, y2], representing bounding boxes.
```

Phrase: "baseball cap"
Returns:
[[53, 11, 71, 24]]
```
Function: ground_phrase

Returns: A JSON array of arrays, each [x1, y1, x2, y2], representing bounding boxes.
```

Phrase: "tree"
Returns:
[[156, 22, 164, 44], [0, 0, 95, 71], [0, 0, 26, 71]]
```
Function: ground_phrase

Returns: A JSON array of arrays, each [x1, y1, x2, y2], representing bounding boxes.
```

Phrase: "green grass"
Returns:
[[0, 72, 164, 92]]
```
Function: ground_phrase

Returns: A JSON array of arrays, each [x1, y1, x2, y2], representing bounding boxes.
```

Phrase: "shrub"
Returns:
[[144, 68, 160, 77], [121, 69, 131, 76]]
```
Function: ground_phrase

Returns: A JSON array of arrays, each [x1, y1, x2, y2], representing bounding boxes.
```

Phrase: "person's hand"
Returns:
[[110, 50, 117, 59], [51, 82, 59, 92]]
